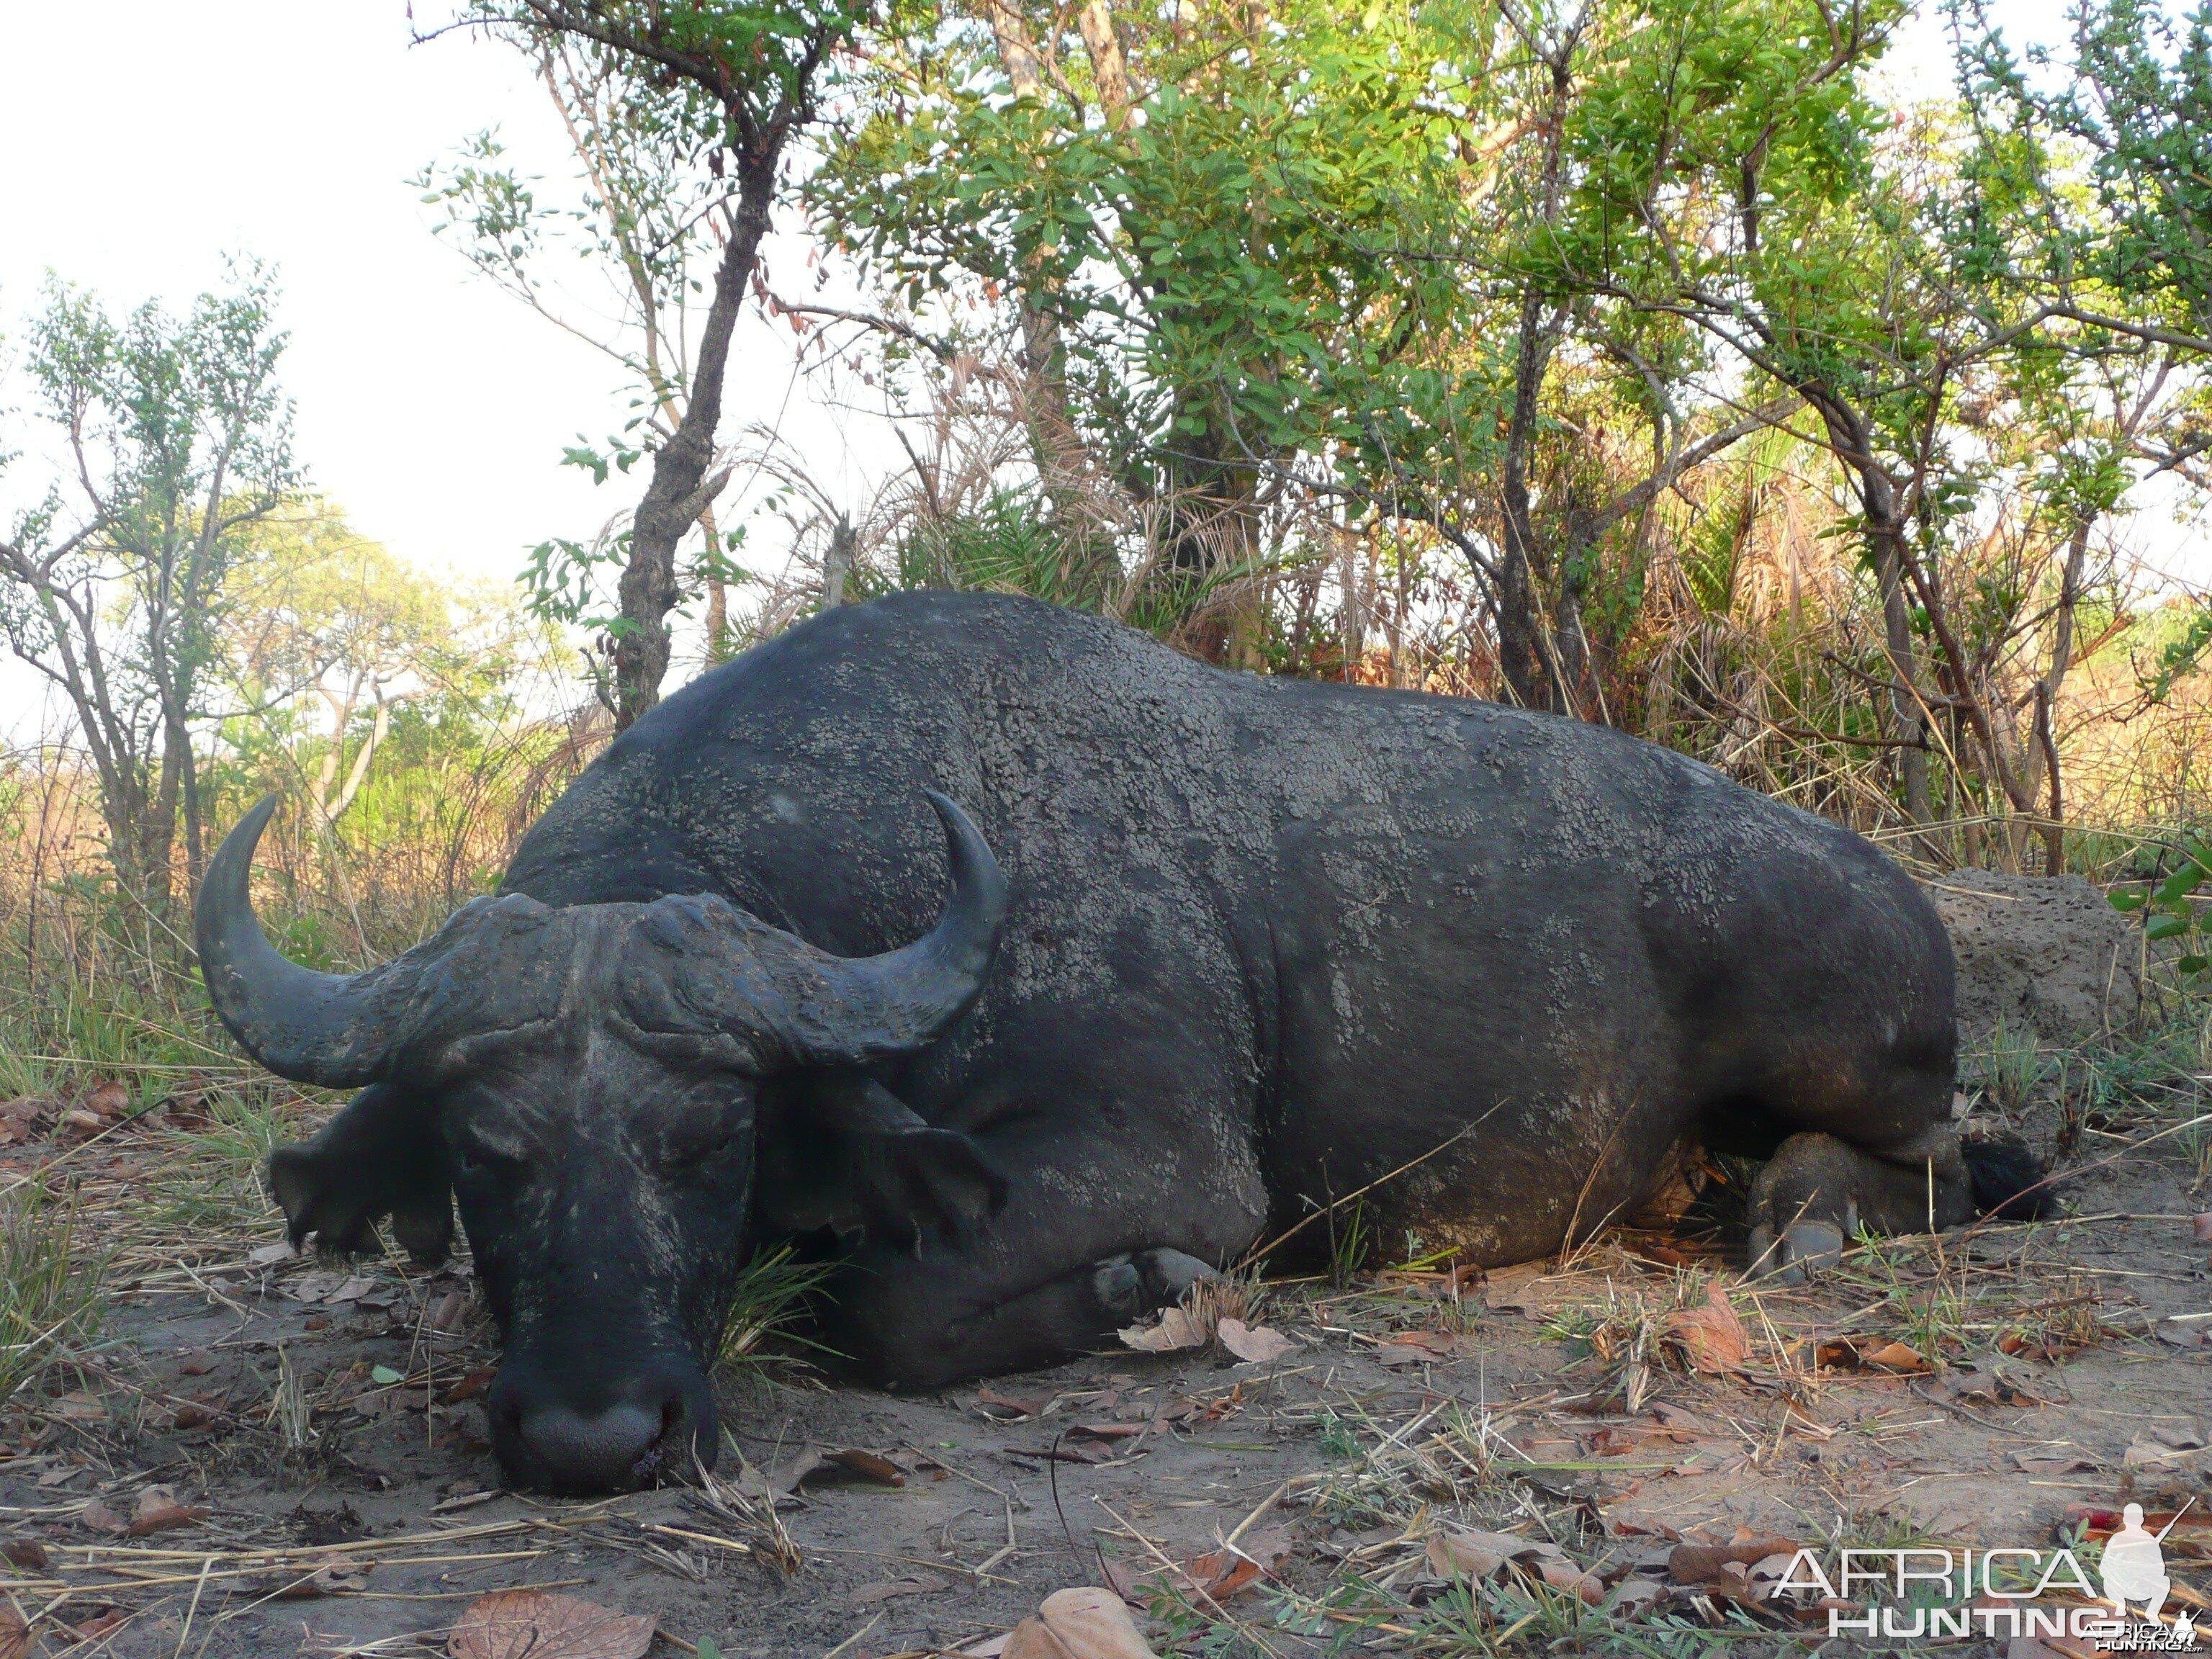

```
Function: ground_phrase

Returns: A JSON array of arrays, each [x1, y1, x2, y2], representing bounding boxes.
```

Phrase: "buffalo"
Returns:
[[198, 592, 2040, 1493]]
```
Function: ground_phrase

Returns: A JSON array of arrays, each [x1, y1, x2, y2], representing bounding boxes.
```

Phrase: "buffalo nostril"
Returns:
[[487, 1355, 713, 1493], [515, 1403, 663, 1493]]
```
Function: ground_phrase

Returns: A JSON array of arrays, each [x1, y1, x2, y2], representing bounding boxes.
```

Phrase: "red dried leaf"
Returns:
[[448, 1588, 655, 1659], [1662, 1285, 1750, 1375], [1217, 1319, 1296, 1364]]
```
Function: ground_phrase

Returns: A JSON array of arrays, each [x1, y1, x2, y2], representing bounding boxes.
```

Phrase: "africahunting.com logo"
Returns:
[[1771, 1505, 2198, 1648]]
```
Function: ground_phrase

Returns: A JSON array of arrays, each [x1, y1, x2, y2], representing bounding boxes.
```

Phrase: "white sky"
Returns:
[[0, 0, 875, 601], [0, 0, 2198, 724]]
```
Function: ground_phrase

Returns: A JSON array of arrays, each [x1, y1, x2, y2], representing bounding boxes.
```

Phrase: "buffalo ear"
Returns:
[[267, 1084, 453, 1266], [759, 1074, 1008, 1251], [846, 1124, 1007, 1251]]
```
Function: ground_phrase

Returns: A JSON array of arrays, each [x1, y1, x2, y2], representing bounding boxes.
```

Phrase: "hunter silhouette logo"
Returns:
[[2103, 1503, 2175, 1620], [1767, 1500, 2205, 1647]]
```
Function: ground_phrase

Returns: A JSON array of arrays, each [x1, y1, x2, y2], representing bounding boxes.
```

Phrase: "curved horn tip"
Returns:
[[197, 796, 282, 941], [922, 788, 971, 832], [196, 794, 391, 1090], [922, 791, 1005, 899]]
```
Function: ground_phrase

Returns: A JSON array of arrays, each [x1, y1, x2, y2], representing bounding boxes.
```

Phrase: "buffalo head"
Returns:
[[196, 793, 1006, 1493]]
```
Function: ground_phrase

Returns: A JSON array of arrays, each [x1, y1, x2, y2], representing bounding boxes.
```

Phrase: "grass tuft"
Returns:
[[716, 1244, 840, 1373], [0, 1181, 109, 1409]]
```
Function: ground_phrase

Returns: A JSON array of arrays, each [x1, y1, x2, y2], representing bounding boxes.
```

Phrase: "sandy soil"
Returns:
[[4, 1096, 2209, 1659]]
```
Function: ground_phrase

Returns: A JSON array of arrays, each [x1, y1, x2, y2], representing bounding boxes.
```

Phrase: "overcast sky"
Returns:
[[0, 0, 2198, 654], [0, 0, 871, 598]]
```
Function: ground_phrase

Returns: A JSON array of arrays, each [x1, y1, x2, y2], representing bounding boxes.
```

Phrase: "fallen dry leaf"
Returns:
[[2194, 1213, 2212, 1244], [254, 1560, 372, 1599], [852, 1573, 947, 1604], [50, 1390, 107, 1424], [1426, 1529, 1531, 1579], [1, 1539, 46, 1570], [1104, 1527, 1292, 1607], [127, 1486, 208, 1536], [1004, 1586, 1159, 1659], [824, 1447, 907, 1485], [1606, 1578, 1668, 1617], [773, 1446, 909, 1493], [977, 1385, 1059, 1419], [770, 1447, 827, 1493], [1118, 1307, 1206, 1353], [441, 1368, 497, 1405], [1922, 1363, 2063, 1410], [2013, 1452, 2099, 1476], [1424, 1530, 1601, 1601], [0, 1604, 25, 1659], [1427, 1529, 1604, 1604], [0, 1098, 48, 1146], [1668, 1533, 1802, 1586], [1817, 1336, 1933, 1374], [1217, 1318, 1295, 1364], [81, 1081, 127, 1120], [78, 1498, 127, 1534], [448, 1588, 655, 1659], [1661, 1284, 1750, 1375], [1375, 1329, 1462, 1365], [2124, 1431, 2211, 1473]]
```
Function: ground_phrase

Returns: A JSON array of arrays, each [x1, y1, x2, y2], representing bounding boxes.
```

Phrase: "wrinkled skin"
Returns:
[[213, 817, 1007, 1493], [206, 592, 2044, 1495]]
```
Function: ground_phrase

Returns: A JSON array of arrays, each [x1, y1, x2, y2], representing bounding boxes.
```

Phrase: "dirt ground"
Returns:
[[2, 1065, 2210, 1659]]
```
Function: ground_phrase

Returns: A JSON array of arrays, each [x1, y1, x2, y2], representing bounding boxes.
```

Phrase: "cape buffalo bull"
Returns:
[[198, 590, 2041, 1493]]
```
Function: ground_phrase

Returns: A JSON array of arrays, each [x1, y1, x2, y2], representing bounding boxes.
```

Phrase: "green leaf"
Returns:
[[2146, 913, 2190, 942], [371, 1364, 404, 1386], [2180, 956, 2208, 976], [2108, 890, 2146, 912], [2157, 866, 2205, 904]]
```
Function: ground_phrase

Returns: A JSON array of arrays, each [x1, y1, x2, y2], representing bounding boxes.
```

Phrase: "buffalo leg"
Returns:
[[1747, 1129, 1974, 1280], [825, 1241, 1222, 1389]]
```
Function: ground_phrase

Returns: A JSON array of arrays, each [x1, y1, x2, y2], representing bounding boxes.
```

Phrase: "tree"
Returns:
[[426, 0, 866, 728], [0, 269, 292, 909], [814, 0, 1473, 664], [223, 505, 459, 827], [1960, 0, 2212, 350]]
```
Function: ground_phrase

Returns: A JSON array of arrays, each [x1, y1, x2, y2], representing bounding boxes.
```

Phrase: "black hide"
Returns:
[[228, 590, 1983, 1489]]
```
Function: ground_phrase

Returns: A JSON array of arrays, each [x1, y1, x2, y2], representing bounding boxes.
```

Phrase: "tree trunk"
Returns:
[[1804, 398, 1934, 830], [824, 515, 853, 608], [1866, 515, 1935, 830], [976, 0, 1099, 557], [1496, 293, 1563, 711], [2034, 514, 2092, 873], [612, 161, 778, 730]]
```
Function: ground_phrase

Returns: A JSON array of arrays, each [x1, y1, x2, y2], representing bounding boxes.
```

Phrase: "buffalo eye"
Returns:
[[449, 1136, 523, 1183], [671, 1124, 744, 1171]]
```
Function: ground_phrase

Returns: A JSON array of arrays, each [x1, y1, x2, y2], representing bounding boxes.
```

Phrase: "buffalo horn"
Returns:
[[773, 791, 1008, 1064], [195, 796, 405, 1087]]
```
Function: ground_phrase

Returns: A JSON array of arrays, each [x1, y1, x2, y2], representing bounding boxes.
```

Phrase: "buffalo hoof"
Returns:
[[1091, 1254, 1146, 1316], [1748, 1218, 1847, 1284], [1092, 1249, 1219, 1319], [1135, 1248, 1218, 1304]]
